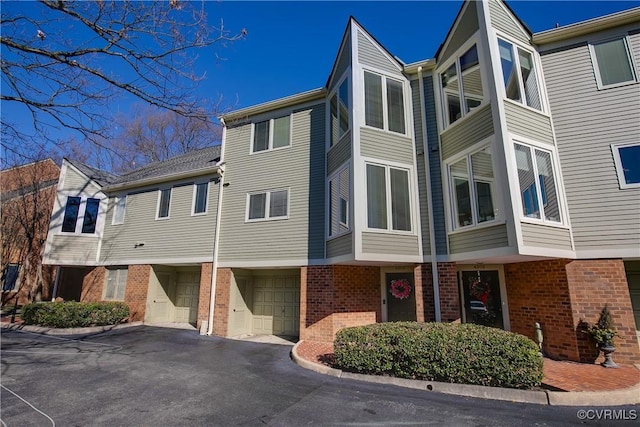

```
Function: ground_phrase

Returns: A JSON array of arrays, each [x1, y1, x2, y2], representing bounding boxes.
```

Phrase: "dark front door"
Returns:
[[385, 272, 416, 322], [460, 270, 504, 329]]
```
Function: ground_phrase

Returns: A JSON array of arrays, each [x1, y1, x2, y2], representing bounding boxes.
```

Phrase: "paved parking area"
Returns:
[[0, 326, 627, 426]]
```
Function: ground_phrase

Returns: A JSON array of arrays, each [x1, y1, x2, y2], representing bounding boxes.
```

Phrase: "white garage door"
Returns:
[[252, 275, 299, 336]]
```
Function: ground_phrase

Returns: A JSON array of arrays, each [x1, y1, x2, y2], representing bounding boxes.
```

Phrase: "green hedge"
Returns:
[[334, 322, 543, 389], [21, 301, 130, 328]]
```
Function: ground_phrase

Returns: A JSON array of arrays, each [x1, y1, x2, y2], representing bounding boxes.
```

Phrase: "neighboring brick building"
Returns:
[[1, 158, 59, 306]]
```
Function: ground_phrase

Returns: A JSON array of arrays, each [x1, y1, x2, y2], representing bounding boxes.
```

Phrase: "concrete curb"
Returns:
[[290, 341, 640, 406], [0, 321, 143, 335]]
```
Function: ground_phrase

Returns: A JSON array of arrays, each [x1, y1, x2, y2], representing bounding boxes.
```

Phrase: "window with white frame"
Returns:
[[497, 38, 542, 111], [61, 196, 100, 234], [157, 188, 171, 219], [612, 143, 640, 189], [590, 36, 637, 88], [104, 267, 127, 301], [252, 115, 291, 153], [514, 143, 561, 223], [330, 77, 350, 146], [112, 195, 126, 225], [440, 44, 484, 127], [364, 71, 406, 134], [246, 189, 289, 221], [329, 166, 350, 237], [193, 181, 209, 214], [448, 146, 496, 229], [366, 163, 411, 232]]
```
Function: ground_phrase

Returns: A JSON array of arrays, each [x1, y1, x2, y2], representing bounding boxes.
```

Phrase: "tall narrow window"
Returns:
[[272, 116, 290, 149], [81, 198, 100, 234], [364, 71, 406, 134], [387, 79, 405, 133], [448, 146, 496, 229], [591, 37, 637, 88], [105, 268, 127, 301], [366, 164, 412, 232], [253, 121, 269, 152], [329, 166, 350, 237], [113, 195, 126, 225], [248, 193, 266, 220], [498, 38, 542, 111], [364, 72, 384, 129], [61, 196, 81, 232], [440, 44, 484, 127], [330, 78, 350, 146], [193, 182, 209, 214], [515, 143, 561, 223], [157, 188, 171, 219]]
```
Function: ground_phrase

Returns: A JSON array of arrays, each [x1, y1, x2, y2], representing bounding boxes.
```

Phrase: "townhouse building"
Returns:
[[43, 0, 640, 364]]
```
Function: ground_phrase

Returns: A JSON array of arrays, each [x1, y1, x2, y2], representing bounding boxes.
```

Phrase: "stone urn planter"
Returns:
[[586, 305, 620, 369], [598, 343, 619, 369]]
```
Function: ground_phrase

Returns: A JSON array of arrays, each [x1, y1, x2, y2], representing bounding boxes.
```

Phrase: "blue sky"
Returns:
[[2, 0, 639, 149]]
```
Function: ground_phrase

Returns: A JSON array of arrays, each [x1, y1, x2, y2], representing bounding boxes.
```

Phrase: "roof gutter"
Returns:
[[404, 58, 436, 75], [533, 7, 640, 45], [221, 88, 326, 121], [104, 165, 221, 192]]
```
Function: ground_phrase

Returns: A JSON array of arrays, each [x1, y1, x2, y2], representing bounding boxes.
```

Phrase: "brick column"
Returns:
[[212, 267, 231, 337], [437, 262, 460, 322], [300, 266, 334, 342], [416, 263, 435, 321], [81, 267, 106, 302], [124, 265, 151, 322], [197, 263, 213, 331]]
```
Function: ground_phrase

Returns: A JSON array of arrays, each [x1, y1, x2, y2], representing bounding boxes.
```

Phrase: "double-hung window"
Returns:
[[364, 71, 406, 134], [440, 44, 484, 126], [193, 182, 209, 215], [328, 166, 350, 236], [330, 77, 350, 146], [104, 267, 127, 301], [366, 163, 412, 232], [246, 189, 289, 221], [252, 115, 291, 153], [514, 143, 561, 223], [590, 36, 637, 89], [157, 188, 172, 219], [61, 196, 100, 234], [2, 264, 20, 292], [448, 146, 496, 229], [112, 195, 126, 225], [497, 38, 542, 111], [612, 143, 640, 189]]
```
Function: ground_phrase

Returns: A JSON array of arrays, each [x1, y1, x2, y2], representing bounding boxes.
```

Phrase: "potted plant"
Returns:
[[586, 305, 619, 368]]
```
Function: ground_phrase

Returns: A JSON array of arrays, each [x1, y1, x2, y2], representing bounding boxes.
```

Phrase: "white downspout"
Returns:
[[207, 121, 227, 335], [418, 66, 441, 322]]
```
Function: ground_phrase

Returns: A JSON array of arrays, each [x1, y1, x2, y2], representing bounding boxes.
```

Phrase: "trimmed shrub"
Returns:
[[21, 301, 129, 328], [334, 322, 543, 389]]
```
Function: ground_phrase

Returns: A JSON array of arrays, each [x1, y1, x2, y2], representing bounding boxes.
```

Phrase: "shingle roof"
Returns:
[[66, 145, 222, 189]]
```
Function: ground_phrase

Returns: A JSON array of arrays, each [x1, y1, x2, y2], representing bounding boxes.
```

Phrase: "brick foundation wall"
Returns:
[[566, 260, 639, 365], [437, 262, 461, 322], [197, 263, 213, 331], [301, 265, 380, 342], [505, 259, 640, 364], [124, 265, 150, 322], [212, 268, 231, 336]]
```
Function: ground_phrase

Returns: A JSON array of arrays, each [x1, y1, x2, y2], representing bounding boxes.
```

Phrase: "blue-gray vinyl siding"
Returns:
[[411, 78, 431, 256], [439, 0, 479, 64], [361, 232, 420, 256], [504, 102, 554, 144], [520, 223, 572, 250], [327, 131, 352, 176], [328, 28, 351, 91], [424, 75, 448, 255], [440, 104, 494, 160], [540, 30, 640, 252], [219, 103, 326, 264], [488, 0, 530, 45], [360, 127, 414, 165], [100, 177, 220, 263], [326, 233, 352, 258], [449, 224, 509, 254], [357, 29, 402, 77]]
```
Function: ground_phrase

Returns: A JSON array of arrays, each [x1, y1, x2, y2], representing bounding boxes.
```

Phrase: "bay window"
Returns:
[[514, 143, 561, 223], [61, 196, 101, 234], [364, 71, 406, 134], [330, 77, 350, 146], [366, 163, 412, 232], [498, 38, 542, 111], [440, 44, 484, 127], [448, 146, 496, 229]]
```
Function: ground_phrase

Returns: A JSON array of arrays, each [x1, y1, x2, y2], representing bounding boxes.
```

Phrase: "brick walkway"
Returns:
[[295, 340, 640, 393]]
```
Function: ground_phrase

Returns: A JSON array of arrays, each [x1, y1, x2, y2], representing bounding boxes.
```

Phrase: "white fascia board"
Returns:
[[221, 88, 326, 122]]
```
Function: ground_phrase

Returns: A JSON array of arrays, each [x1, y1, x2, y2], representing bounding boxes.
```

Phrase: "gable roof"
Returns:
[[66, 145, 222, 192]]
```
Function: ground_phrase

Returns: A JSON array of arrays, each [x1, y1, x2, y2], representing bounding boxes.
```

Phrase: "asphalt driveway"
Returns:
[[0, 326, 624, 426]]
